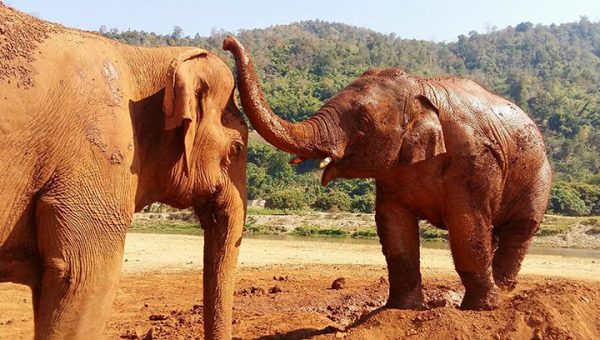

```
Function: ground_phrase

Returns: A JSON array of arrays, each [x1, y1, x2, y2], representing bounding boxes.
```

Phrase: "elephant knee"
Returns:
[[43, 257, 74, 286]]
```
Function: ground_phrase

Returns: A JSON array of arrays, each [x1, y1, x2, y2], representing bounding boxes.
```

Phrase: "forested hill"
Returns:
[[102, 19, 600, 216]]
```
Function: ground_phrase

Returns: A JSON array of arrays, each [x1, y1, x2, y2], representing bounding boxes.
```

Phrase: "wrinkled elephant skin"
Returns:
[[224, 36, 551, 311], [0, 5, 247, 340]]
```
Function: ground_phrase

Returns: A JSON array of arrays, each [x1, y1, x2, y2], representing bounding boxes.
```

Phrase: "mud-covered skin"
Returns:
[[0, 5, 247, 340], [224, 36, 552, 311]]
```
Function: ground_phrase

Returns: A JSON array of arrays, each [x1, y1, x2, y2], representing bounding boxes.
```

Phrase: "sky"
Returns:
[[6, 0, 600, 42]]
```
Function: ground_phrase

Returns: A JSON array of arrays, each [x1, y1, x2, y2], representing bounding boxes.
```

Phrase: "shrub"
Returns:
[[351, 228, 377, 238], [265, 189, 309, 211], [293, 225, 349, 237], [420, 224, 448, 241], [588, 175, 600, 185], [351, 193, 375, 213], [312, 191, 352, 212], [293, 225, 319, 236], [569, 182, 600, 215], [549, 183, 592, 216]]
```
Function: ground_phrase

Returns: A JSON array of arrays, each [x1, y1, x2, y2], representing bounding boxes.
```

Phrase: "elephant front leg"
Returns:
[[196, 182, 246, 340], [34, 197, 129, 339], [445, 212, 499, 310], [375, 191, 423, 309]]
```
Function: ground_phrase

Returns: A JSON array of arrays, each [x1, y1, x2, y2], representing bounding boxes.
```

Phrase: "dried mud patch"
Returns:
[[0, 4, 63, 88]]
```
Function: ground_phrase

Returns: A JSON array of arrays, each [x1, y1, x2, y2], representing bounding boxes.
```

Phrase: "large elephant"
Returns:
[[0, 5, 246, 339], [224, 36, 552, 310]]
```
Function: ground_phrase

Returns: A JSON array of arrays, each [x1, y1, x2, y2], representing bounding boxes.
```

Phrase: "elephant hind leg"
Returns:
[[492, 219, 539, 291]]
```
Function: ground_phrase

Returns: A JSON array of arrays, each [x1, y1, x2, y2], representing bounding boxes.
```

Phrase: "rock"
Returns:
[[149, 314, 168, 321], [238, 286, 266, 296], [331, 277, 346, 290], [269, 285, 283, 294]]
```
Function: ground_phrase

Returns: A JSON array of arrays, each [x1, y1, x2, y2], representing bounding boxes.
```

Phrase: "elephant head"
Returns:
[[223, 37, 446, 185], [159, 48, 247, 339], [161, 48, 247, 192]]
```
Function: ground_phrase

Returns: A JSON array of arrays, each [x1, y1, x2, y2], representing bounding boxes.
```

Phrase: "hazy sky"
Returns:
[[7, 0, 600, 42]]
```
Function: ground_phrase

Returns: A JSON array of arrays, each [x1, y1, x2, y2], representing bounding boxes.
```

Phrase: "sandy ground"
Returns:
[[1, 233, 599, 339], [122, 234, 600, 279]]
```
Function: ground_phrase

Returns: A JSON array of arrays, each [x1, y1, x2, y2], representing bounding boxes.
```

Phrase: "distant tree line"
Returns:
[[100, 18, 600, 216]]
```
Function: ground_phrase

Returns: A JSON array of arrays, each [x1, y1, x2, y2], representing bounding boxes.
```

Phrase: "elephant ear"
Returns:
[[163, 48, 209, 174], [398, 94, 447, 165]]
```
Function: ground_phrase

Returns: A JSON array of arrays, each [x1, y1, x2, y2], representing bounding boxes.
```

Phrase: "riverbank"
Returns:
[[131, 211, 600, 249]]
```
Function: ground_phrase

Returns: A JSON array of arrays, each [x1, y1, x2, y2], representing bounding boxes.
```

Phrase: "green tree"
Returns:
[[549, 183, 590, 216], [312, 191, 352, 212], [351, 193, 375, 213], [265, 189, 309, 211]]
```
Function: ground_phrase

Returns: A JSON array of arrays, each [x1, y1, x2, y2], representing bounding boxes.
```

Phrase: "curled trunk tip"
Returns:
[[222, 35, 238, 51]]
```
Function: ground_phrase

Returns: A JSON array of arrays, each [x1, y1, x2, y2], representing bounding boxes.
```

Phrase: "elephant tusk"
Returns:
[[319, 157, 332, 169]]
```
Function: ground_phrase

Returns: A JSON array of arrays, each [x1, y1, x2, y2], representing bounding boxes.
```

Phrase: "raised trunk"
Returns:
[[223, 36, 324, 159]]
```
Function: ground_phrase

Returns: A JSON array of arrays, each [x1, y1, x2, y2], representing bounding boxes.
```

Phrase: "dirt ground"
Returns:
[[1, 233, 599, 339]]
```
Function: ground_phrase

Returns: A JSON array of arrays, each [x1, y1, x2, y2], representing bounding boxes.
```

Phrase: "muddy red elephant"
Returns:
[[0, 5, 246, 339], [224, 36, 552, 310]]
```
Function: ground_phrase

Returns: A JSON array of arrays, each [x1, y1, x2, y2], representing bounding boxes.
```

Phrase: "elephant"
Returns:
[[223, 36, 552, 310], [0, 5, 246, 339]]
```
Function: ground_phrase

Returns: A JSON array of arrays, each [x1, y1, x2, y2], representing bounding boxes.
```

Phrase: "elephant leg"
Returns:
[[196, 182, 246, 340], [375, 189, 423, 309], [34, 195, 128, 339], [445, 212, 499, 310], [492, 219, 539, 291]]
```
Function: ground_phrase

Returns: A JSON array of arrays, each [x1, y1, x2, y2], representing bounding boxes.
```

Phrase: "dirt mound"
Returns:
[[103, 265, 600, 339], [335, 278, 600, 340]]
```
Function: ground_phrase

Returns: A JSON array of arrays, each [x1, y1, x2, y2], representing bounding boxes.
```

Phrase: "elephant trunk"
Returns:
[[223, 36, 326, 160], [196, 181, 246, 340]]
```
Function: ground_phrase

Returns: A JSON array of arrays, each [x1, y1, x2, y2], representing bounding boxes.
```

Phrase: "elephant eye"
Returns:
[[356, 115, 373, 133], [230, 140, 244, 157]]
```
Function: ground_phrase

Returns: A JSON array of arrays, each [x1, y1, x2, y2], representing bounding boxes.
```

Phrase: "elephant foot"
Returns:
[[385, 287, 425, 310], [493, 274, 517, 292], [460, 287, 500, 310], [457, 271, 500, 311]]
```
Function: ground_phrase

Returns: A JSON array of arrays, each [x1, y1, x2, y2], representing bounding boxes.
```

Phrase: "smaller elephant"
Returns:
[[224, 36, 552, 310]]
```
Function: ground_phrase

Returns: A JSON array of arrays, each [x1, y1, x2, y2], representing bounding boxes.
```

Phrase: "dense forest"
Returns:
[[101, 18, 600, 216]]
